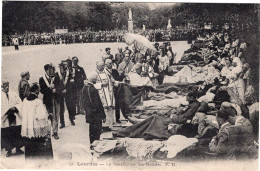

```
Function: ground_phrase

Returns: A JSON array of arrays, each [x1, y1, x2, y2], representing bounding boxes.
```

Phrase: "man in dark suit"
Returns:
[[82, 76, 106, 144], [170, 92, 200, 124], [72, 56, 87, 114], [39, 64, 62, 139], [104, 59, 125, 123], [18, 71, 30, 101], [57, 61, 68, 129], [227, 110, 255, 158], [102, 47, 114, 62], [65, 59, 77, 125], [114, 47, 125, 68], [210, 108, 255, 159]]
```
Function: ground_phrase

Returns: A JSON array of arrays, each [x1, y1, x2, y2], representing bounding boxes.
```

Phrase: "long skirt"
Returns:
[[1, 126, 23, 152], [102, 107, 115, 129], [24, 137, 53, 160], [229, 78, 245, 104]]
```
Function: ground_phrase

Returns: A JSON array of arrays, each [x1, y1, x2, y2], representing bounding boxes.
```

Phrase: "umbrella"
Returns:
[[123, 33, 157, 54]]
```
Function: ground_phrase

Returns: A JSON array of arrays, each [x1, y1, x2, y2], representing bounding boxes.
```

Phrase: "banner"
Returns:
[[55, 29, 68, 34]]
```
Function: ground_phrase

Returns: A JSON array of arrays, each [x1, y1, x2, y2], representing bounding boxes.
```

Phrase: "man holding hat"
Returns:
[[1, 80, 23, 157], [18, 71, 30, 101]]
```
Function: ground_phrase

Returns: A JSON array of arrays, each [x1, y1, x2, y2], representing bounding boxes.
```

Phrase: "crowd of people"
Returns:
[[112, 29, 259, 159], [1, 27, 258, 161], [2, 28, 202, 48]]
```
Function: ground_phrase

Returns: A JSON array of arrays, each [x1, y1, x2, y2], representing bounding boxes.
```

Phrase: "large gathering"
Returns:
[[1, 1, 259, 169]]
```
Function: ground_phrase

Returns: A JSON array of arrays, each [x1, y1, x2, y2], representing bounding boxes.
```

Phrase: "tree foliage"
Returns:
[[2, 2, 258, 33]]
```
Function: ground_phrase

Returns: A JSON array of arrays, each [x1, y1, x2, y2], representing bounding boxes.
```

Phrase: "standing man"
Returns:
[[65, 59, 77, 126], [72, 56, 87, 115], [57, 61, 69, 129], [89, 61, 115, 130], [13, 36, 19, 50], [114, 48, 125, 68], [117, 53, 134, 76], [104, 59, 125, 123], [18, 71, 30, 101], [82, 76, 106, 144], [102, 47, 114, 62], [39, 64, 62, 139], [157, 46, 169, 85], [1, 80, 23, 157]]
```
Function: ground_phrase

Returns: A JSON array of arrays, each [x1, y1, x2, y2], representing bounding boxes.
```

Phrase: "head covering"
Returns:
[[72, 56, 78, 61], [44, 64, 50, 71], [2, 79, 9, 87], [105, 47, 111, 52], [220, 102, 238, 115], [221, 108, 237, 118], [30, 83, 39, 92], [20, 71, 29, 78], [221, 102, 232, 109], [216, 110, 229, 121]]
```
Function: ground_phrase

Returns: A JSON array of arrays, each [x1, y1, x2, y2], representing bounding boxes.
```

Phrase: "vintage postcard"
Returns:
[[1, 1, 259, 170]]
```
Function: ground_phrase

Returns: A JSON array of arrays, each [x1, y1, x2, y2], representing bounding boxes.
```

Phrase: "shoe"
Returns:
[[59, 125, 65, 129], [116, 120, 121, 124], [16, 148, 24, 154], [71, 121, 75, 126], [6, 151, 11, 157], [53, 134, 59, 140], [102, 127, 111, 132]]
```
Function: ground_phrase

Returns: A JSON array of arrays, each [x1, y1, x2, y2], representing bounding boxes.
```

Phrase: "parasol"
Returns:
[[123, 33, 157, 54]]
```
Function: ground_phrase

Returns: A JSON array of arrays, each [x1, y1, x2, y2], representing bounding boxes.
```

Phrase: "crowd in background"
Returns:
[[2, 28, 206, 46]]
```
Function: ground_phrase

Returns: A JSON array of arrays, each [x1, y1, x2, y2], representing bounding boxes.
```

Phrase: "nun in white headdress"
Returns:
[[228, 56, 245, 104]]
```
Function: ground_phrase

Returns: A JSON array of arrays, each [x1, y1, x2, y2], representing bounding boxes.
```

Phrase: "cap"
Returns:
[[20, 71, 29, 77]]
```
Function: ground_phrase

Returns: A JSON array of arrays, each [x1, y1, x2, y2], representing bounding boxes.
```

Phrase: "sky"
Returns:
[[145, 2, 177, 10]]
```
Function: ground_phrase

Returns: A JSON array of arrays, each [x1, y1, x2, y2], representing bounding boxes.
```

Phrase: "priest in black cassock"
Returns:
[[82, 76, 106, 144]]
